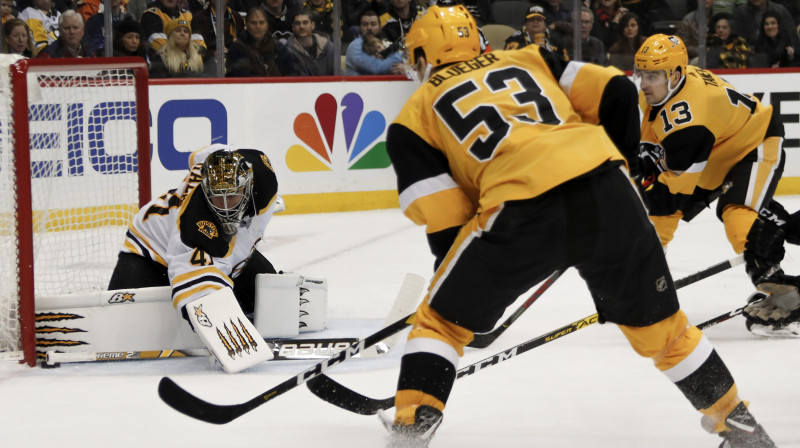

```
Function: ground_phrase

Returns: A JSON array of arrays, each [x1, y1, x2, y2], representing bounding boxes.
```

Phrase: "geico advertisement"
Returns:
[[147, 81, 417, 197], [14, 72, 799, 205]]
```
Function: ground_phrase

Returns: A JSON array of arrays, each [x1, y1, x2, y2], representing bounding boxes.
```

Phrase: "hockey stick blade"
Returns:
[[158, 313, 415, 424], [468, 269, 564, 349], [306, 255, 744, 415], [362, 273, 425, 357]]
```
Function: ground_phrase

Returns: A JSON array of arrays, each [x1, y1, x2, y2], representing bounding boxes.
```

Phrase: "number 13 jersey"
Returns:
[[639, 65, 776, 215]]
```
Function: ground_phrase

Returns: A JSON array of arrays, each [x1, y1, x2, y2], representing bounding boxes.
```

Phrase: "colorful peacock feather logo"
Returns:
[[286, 93, 392, 172]]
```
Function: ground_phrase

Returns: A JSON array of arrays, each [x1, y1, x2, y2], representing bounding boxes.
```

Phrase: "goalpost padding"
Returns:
[[0, 56, 150, 366]]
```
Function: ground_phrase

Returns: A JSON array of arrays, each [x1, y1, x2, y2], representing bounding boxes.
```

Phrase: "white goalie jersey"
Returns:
[[120, 144, 280, 310]]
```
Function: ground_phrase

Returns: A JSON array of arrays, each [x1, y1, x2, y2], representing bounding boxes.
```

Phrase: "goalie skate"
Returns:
[[746, 319, 800, 338]]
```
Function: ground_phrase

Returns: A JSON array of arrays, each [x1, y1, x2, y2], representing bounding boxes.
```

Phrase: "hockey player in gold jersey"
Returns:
[[382, 6, 775, 448], [633, 34, 800, 337]]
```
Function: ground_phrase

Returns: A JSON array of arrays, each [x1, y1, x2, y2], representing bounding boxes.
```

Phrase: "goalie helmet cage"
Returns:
[[0, 56, 150, 367]]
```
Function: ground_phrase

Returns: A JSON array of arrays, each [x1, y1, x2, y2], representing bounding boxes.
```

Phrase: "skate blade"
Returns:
[[747, 321, 800, 338]]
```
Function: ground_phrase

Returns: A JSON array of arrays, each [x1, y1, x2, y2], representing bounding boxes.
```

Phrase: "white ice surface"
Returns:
[[2, 197, 799, 447]]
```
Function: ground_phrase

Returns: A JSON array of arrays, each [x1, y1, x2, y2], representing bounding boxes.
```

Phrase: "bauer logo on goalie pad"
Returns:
[[277, 341, 355, 358], [108, 292, 136, 304], [197, 220, 219, 239], [193, 305, 213, 327]]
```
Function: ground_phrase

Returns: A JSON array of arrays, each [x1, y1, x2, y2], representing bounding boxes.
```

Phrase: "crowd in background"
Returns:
[[0, 0, 798, 77]]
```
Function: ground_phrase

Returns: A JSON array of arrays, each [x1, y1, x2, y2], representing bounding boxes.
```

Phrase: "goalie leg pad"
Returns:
[[299, 275, 327, 333], [184, 288, 273, 373], [254, 273, 302, 338]]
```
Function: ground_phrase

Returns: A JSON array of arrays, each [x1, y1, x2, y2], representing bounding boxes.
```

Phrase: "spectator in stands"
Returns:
[[538, 0, 573, 42], [303, 0, 336, 38], [141, 0, 202, 52], [127, 0, 148, 20], [85, 0, 134, 56], [2, 0, 17, 25], [38, 10, 92, 57], [226, 6, 299, 76], [17, 0, 59, 55], [707, 11, 753, 67], [607, 11, 645, 70], [112, 16, 148, 58], [261, 0, 301, 45], [676, 0, 712, 62], [286, 9, 335, 75], [345, 9, 402, 75], [733, 0, 798, 47], [712, 0, 747, 15], [191, 0, 244, 58], [774, 0, 800, 23], [504, 5, 570, 60], [754, 11, 798, 65], [379, 0, 424, 42], [2, 18, 35, 55], [149, 18, 212, 77], [577, 5, 608, 64], [592, 0, 628, 48], [619, 0, 673, 36]]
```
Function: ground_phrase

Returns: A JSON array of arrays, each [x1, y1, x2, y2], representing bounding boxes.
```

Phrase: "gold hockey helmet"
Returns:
[[634, 34, 688, 79], [404, 5, 481, 67], [200, 149, 254, 235]]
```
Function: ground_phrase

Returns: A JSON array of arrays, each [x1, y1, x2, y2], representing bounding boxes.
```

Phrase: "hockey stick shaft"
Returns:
[[466, 255, 743, 349], [468, 269, 565, 349], [306, 255, 746, 415], [696, 292, 765, 330], [158, 313, 415, 424]]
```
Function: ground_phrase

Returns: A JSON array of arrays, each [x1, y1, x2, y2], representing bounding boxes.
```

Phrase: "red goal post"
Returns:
[[0, 56, 150, 366]]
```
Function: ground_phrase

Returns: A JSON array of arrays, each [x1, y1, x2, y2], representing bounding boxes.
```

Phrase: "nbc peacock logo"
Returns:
[[286, 93, 392, 172]]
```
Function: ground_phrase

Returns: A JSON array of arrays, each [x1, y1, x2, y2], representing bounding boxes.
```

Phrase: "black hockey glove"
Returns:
[[637, 142, 664, 189], [743, 218, 786, 285], [764, 200, 800, 245]]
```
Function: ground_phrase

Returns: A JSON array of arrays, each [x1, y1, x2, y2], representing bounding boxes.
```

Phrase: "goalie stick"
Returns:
[[43, 337, 390, 366], [306, 255, 746, 415]]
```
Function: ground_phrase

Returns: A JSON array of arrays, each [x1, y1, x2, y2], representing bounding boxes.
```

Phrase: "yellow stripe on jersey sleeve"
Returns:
[[172, 284, 225, 309], [173, 266, 232, 286]]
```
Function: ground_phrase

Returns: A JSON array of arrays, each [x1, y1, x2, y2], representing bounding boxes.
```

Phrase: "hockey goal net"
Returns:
[[0, 56, 150, 366]]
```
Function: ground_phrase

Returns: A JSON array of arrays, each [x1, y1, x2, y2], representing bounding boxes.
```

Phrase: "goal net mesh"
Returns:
[[0, 57, 144, 359]]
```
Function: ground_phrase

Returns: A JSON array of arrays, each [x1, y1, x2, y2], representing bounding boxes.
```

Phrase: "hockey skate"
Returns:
[[746, 318, 800, 338], [745, 269, 800, 327], [379, 405, 443, 448], [702, 402, 776, 448]]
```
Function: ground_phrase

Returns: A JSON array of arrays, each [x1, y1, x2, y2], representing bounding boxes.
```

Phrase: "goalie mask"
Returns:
[[200, 150, 254, 235]]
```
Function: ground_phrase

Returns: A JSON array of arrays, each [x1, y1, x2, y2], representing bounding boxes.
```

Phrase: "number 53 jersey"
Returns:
[[387, 45, 630, 234], [639, 65, 778, 216]]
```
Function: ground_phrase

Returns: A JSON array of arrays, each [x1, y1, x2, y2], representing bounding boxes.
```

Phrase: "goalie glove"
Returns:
[[744, 286, 800, 327]]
